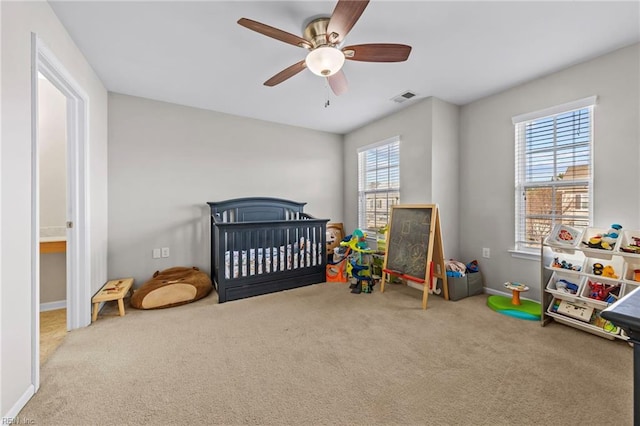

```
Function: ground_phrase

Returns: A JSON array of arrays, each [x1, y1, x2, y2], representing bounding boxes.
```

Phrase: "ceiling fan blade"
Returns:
[[327, 70, 348, 96], [326, 0, 370, 44], [238, 18, 312, 49], [264, 60, 307, 87], [342, 44, 412, 62]]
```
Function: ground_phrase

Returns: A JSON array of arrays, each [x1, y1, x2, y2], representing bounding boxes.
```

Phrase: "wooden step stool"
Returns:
[[92, 278, 134, 322]]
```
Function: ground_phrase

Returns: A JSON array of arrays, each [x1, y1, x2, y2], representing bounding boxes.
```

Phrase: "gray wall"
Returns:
[[459, 43, 640, 301], [343, 97, 461, 261], [108, 93, 343, 286], [40, 253, 66, 304], [1, 0, 108, 417]]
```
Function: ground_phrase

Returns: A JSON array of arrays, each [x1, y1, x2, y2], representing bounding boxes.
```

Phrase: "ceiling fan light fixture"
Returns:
[[305, 46, 345, 77]]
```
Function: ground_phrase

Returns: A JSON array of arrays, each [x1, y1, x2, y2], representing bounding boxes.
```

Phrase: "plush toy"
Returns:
[[131, 266, 212, 310]]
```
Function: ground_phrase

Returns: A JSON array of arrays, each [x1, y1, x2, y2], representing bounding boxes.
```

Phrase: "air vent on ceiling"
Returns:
[[391, 91, 417, 104]]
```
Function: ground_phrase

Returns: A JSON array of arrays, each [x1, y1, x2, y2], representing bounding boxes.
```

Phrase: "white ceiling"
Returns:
[[49, 1, 640, 134]]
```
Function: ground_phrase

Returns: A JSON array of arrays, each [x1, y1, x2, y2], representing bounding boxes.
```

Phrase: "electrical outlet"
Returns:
[[161, 247, 170, 258], [482, 248, 490, 258], [152, 248, 161, 259]]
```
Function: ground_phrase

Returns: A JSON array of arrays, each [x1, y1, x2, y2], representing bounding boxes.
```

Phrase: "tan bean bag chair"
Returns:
[[131, 266, 213, 309]]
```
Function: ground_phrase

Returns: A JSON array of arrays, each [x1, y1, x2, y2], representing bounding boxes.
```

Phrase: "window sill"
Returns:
[[508, 248, 540, 261]]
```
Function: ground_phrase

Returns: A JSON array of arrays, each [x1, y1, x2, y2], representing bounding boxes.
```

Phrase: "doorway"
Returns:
[[31, 34, 91, 390], [37, 72, 68, 365]]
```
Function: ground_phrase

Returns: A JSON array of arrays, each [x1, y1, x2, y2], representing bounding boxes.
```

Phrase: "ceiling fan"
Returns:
[[238, 0, 412, 96]]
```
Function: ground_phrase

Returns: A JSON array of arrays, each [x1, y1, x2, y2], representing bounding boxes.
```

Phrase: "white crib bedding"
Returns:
[[225, 238, 322, 279]]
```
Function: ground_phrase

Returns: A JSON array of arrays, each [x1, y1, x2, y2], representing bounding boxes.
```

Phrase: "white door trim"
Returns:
[[31, 33, 92, 392]]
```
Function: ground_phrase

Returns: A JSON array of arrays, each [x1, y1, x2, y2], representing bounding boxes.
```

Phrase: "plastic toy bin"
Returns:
[[581, 227, 617, 259], [548, 253, 585, 273], [579, 277, 623, 307], [616, 229, 640, 255], [584, 256, 624, 280], [623, 262, 640, 283], [546, 272, 584, 302]]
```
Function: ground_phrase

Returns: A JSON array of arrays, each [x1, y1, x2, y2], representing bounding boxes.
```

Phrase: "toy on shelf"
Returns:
[[591, 262, 618, 279], [583, 224, 622, 251], [552, 257, 582, 272], [586, 280, 620, 303], [556, 279, 579, 295], [590, 311, 619, 334], [548, 224, 582, 246], [601, 265, 618, 279], [619, 235, 640, 254], [592, 262, 604, 275]]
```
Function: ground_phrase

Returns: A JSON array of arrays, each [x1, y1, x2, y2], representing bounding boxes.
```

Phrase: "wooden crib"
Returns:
[[208, 197, 329, 303]]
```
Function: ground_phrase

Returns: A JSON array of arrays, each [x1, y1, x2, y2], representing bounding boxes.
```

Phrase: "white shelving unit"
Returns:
[[541, 226, 640, 341]]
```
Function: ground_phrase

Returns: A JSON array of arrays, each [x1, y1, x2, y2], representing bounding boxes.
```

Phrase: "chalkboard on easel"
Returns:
[[385, 207, 433, 281], [380, 204, 448, 309]]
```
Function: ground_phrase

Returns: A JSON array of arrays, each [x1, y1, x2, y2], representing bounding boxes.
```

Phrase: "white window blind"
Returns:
[[358, 137, 400, 234], [514, 100, 594, 251]]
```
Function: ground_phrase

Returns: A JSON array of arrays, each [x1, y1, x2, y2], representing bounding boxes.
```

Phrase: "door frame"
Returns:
[[30, 33, 91, 390]]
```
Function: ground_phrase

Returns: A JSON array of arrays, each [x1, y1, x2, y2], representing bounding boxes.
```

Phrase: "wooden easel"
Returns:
[[380, 204, 448, 309]]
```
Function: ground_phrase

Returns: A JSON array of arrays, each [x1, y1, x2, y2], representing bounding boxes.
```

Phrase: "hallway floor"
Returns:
[[40, 308, 66, 365]]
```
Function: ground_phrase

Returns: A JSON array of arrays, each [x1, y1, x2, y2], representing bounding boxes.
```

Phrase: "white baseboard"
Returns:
[[40, 300, 66, 312], [2, 384, 35, 422]]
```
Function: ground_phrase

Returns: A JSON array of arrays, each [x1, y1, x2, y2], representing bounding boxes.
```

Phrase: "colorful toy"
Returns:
[[325, 238, 352, 283], [592, 262, 604, 275], [552, 257, 581, 271], [556, 279, 579, 294], [584, 224, 622, 251], [587, 280, 620, 302], [601, 265, 618, 279], [487, 282, 541, 321], [338, 229, 375, 294], [620, 236, 640, 254], [376, 224, 389, 253]]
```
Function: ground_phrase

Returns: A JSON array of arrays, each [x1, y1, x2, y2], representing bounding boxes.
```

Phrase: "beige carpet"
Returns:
[[20, 283, 633, 425]]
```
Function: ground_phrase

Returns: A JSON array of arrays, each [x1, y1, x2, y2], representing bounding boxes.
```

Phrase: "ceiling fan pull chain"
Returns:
[[324, 81, 331, 108]]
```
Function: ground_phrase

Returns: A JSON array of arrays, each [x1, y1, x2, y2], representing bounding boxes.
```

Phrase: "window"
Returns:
[[513, 97, 596, 251], [358, 137, 400, 235]]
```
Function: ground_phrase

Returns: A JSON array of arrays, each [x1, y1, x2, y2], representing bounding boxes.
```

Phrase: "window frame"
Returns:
[[512, 96, 596, 254], [357, 136, 400, 236]]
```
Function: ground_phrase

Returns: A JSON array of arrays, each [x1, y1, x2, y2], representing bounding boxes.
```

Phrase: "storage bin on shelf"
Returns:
[[548, 253, 585, 274], [589, 309, 621, 335], [584, 256, 624, 280], [545, 272, 584, 302], [579, 277, 623, 307], [616, 229, 640, 255], [580, 227, 620, 259], [545, 224, 584, 249], [623, 261, 640, 283], [547, 296, 593, 322], [620, 279, 640, 298], [547, 297, 621, 336]]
